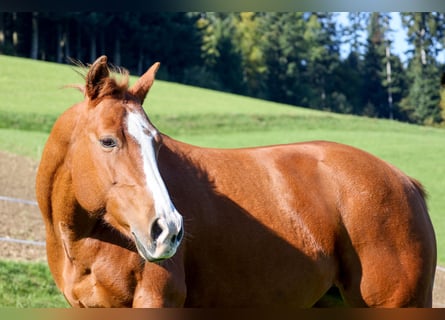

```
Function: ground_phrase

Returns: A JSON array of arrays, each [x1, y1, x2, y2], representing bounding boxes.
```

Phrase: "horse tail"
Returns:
[[409, 177, 427, 200]]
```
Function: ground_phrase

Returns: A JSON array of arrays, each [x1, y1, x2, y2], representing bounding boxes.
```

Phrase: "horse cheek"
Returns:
[[71, 150, 106, 213]]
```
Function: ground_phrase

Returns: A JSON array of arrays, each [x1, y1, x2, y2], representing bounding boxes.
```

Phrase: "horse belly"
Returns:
[[183, 209, 337, 308], [184, 252, 335, 307]]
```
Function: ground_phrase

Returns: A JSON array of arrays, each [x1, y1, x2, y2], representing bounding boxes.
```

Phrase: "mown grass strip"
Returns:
[[0, 111, 58, 133], [1, 108, 438, 137]]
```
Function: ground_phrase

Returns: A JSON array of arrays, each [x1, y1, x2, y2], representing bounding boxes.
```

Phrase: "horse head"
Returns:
[[69, 55, 183, 262]]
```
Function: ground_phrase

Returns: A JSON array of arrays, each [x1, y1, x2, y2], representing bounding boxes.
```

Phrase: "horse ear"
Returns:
[[86, 55, 109, 101], [129, 62, 160, 104]]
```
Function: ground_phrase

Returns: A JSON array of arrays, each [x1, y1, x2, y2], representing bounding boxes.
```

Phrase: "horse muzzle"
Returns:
[[132, 213, 183, 262]]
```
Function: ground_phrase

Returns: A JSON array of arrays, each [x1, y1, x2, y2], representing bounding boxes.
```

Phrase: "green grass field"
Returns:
[[1, 54, 444, 307], [0, 260, 68, 307]]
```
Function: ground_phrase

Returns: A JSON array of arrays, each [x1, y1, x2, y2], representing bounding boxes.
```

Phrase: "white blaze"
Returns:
[[126, 110, 182, 241]]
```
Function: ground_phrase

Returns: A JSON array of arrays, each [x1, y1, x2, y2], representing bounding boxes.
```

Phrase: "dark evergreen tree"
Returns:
[[259, 12, 309, 105], [303, 12, 344, 112], [385, 53, 408, 120], [336, 51, 364, 115], [400, 12, 445, 124], [194, 12, 246, 93], [232, 12, 266, 97], [345, 12, 368, 56], [361, 12, 391, 118], [440, 72, 445, 123]]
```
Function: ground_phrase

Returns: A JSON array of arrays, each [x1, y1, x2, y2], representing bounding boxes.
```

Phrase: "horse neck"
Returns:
[[37, 102, 95, 240], [158, 135, 212, 203], [158, 135, 200, 183]]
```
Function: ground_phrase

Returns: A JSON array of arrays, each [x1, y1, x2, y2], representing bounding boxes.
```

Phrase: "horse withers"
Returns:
[[36, 55, 436, 307]]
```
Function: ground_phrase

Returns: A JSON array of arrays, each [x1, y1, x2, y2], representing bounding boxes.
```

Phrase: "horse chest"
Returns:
[[59, 240, 138, 307]]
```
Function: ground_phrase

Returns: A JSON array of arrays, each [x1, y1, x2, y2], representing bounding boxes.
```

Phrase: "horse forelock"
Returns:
[[70, 61, 131, 101], [90, 68, 130, 101]]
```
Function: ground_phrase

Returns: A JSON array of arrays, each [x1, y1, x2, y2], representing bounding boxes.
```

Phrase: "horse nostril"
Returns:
[[170, 227, 183, 245], [150, 219, 163, 241], [177, 227, 184, 242]]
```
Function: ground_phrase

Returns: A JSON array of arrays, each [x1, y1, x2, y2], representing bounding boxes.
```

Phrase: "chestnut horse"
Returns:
[[36, 56, 436, 307]]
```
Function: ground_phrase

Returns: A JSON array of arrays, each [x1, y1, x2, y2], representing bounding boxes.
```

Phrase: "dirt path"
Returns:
[[0, 150, 444, 306]]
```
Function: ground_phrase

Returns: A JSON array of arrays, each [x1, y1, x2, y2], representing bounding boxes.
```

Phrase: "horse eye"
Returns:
[[100, 137, 118, 149]]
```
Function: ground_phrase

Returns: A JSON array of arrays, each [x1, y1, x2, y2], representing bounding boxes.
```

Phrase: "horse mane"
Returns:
[[66, 57, 130, 99]]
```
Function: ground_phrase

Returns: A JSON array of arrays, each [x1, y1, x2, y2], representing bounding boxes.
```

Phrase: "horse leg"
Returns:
[[133, 254, 187, 308], [336, 242, 434, 307], [132, 274, 186, 307]]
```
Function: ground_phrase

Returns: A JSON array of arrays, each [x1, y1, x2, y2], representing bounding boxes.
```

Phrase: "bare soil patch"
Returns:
[[0, 150, 444, 306], [0, 151, 46, 262]]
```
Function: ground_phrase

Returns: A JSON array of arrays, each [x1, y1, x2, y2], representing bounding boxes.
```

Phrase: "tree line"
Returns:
[[2, 12, 445, 125]]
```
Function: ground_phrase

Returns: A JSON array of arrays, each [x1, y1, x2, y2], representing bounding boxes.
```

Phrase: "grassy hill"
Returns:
[[1, 54, 444, 255], [1, 55, 444, 308]]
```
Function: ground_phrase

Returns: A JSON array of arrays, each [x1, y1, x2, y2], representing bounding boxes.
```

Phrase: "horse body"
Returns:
[[159, 137, 435, 307], [36, 56, 436, 308]]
